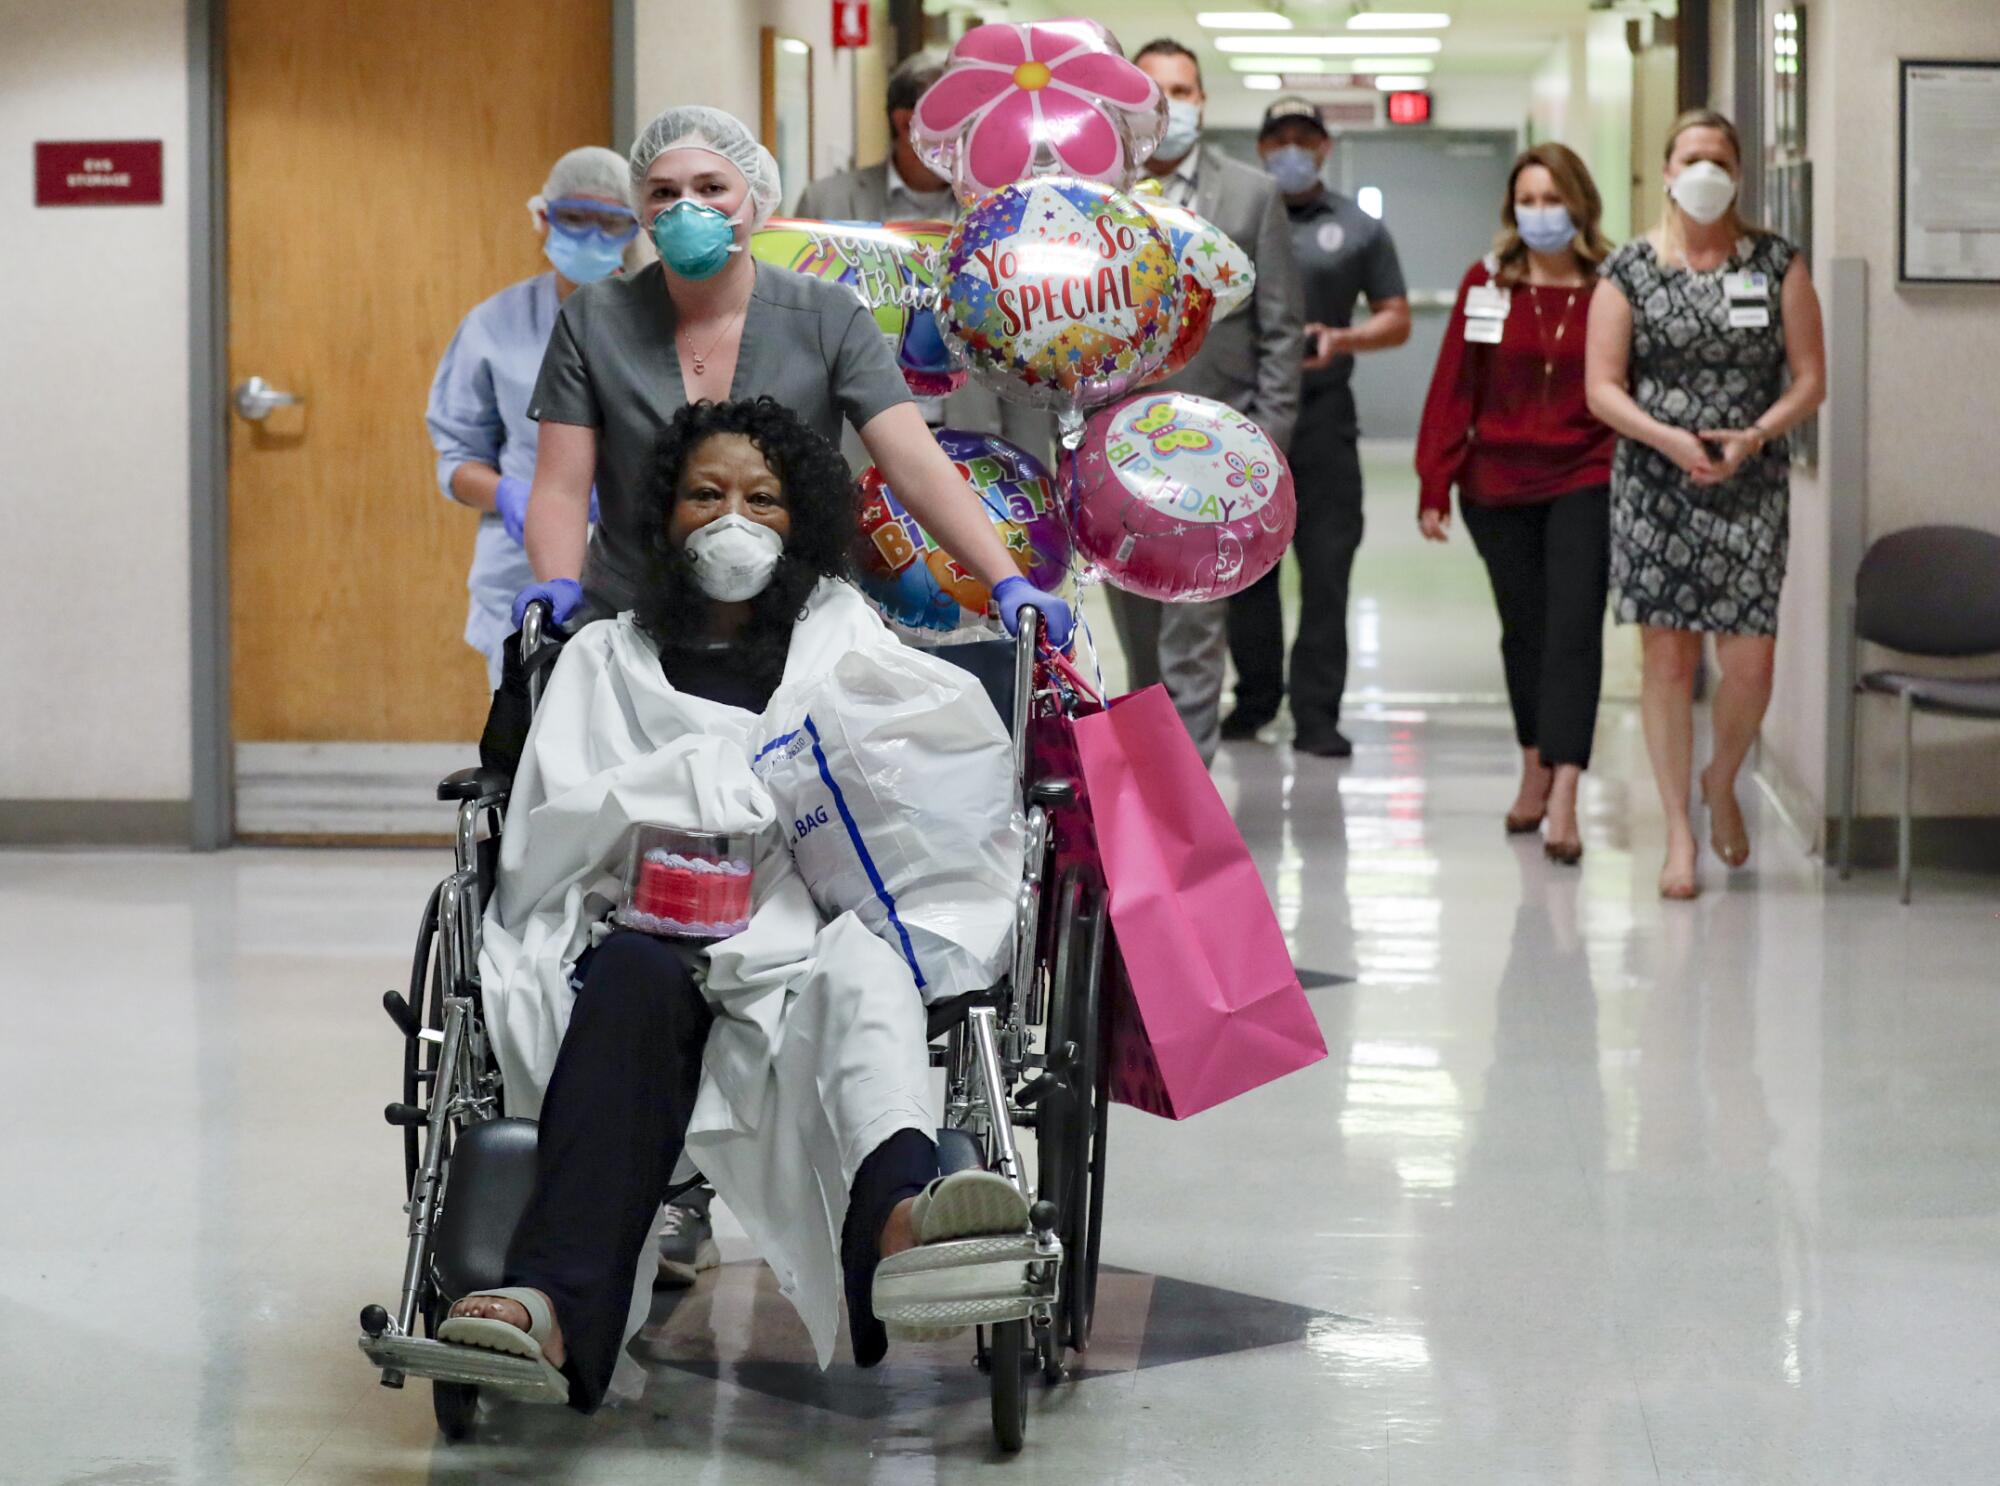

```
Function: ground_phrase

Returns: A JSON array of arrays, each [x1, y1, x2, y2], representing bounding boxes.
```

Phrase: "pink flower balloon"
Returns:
[[913, 20, 1167, 204], [1061, 391, 1296, 603]]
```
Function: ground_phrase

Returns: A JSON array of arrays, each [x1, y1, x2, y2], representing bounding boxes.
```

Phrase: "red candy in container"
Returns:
[[614, 824, 755, 941]]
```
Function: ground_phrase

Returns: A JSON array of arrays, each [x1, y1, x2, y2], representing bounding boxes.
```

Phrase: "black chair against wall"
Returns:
[[1838, 524, 2000, 903]]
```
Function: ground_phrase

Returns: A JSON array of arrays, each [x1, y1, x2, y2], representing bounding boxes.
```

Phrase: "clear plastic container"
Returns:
[[613, 824, 755, 941]]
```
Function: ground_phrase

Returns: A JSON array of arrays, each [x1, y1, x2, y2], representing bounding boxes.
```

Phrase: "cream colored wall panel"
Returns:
[[0, 0, 191, 800]]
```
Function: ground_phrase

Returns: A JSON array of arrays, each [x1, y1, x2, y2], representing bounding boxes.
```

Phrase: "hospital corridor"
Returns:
[[7, 1, 2000, 1482]]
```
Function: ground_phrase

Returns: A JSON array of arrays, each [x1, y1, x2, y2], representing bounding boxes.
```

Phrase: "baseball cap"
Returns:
[[1258, 97, 1330, 140]]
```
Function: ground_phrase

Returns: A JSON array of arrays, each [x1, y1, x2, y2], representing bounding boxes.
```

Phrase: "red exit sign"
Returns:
[[1386, 91, 1432, 126], [35, 140, 164, 205]]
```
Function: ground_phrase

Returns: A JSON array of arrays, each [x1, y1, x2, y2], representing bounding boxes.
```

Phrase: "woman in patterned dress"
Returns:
[[1585, 110, 1825, 899]]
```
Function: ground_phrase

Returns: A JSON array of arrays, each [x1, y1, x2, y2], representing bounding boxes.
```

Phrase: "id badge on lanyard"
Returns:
[[1463, 284, 1509, 344]]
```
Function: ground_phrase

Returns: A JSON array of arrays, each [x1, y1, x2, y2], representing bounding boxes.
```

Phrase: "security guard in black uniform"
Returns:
[[1222, 98, 1412, 757]]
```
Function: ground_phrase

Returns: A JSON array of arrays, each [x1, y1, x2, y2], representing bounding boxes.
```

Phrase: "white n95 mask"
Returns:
[[1669, 161, 1737, 226], [685, 513, 784, 602]]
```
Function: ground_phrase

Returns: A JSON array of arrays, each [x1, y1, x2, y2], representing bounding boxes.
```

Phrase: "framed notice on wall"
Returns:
[[1899, 59, 2000, 285]]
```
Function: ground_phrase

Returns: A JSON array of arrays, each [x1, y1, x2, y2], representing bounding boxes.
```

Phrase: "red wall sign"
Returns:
[[832, 0, 868, 49], [1385, 91, 1433, 127], [34, 140, 164, 206]]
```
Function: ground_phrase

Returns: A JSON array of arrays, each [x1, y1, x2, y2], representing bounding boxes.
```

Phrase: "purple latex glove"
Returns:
[[494, 475, 532, 545], [993, 576, 1074, 650], [511, 578, 583, 629]]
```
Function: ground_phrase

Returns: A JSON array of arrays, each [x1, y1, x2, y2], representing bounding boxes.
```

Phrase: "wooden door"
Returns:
[[226, 0, 609, 836]]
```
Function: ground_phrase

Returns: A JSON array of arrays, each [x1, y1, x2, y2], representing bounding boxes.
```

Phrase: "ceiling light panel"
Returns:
[[1228, 55, 1329, 72], [1196, 10, 1293, 27], [1348, 11, 1452, 28], [1214, 35, 1444, 54]]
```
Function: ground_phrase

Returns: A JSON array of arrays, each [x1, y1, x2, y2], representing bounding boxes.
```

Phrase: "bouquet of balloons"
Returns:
[[754, 18, 1295, 620]]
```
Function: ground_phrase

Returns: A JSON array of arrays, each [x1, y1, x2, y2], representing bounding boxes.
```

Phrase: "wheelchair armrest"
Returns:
[[925, 985, 1006, 1042], [438, 766, 511, 804]]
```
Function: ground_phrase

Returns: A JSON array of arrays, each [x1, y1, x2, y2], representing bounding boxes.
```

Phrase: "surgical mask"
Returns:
[[684, 513, 783, 602], [651, 199, 743, 281], [1264, 144, 1321, 196], [1514, 204, 1575, 254], [1158, 99, 1203, 162], [1669, 161, 1737, 225], [543, 225, 626, 285]]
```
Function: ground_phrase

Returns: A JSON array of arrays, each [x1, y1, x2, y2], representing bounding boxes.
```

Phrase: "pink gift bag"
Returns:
[[1049, 664, 1327, 1120]]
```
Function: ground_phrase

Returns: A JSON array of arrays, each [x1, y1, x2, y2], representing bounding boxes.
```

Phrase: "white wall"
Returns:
[[0, 0, 191, 804], [630, 0, 878, 201], [1758, 0, 2000, 831], [1430, 73, 1533, 136], [1524, 19, 1636, 241]]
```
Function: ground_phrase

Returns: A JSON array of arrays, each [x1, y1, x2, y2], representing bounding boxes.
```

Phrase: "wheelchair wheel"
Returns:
[[989, 1318, 1028, 1453], [402, 883, 444, 1197], [432, 1379, 478, 1441], [422, 1292, 479, 1441], [1036, 868, 1107, 1354]]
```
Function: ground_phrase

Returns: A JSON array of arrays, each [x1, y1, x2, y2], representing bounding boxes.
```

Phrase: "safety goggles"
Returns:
[[543, 196, 641, 243]]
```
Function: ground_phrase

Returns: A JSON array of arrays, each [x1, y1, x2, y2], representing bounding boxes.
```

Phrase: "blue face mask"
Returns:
[[1264, 144, 1321, 196], [650, 200, 742, 281], [1515, 203, 1575, 254], [544, 225, 626, 284], [1158, 99, 1203, 162]]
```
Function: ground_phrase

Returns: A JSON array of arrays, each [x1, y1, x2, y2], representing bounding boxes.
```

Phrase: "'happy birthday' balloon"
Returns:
[[855, 428, 1070, 636], [1061, 391, 1295, 603], [750, 217, 963, 396]]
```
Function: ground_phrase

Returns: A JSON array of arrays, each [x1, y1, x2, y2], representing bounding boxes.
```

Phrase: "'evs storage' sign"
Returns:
[[35, 141, 164, 206]]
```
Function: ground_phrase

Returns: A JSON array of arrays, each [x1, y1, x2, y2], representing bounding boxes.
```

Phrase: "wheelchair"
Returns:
[[359, 603, 1111, 1453]]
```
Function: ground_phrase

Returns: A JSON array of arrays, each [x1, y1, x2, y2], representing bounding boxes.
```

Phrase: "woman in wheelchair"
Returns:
[[437, 396, 1031, 1411]]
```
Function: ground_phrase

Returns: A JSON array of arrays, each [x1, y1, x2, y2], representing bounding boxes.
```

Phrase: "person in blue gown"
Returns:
[[427, 146, 638, 686]]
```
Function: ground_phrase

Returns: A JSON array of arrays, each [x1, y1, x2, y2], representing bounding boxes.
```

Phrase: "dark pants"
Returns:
[[1459, 486, 1611, 770], [502, 930, 936, 1411], [1228, 408, 1365, 738]]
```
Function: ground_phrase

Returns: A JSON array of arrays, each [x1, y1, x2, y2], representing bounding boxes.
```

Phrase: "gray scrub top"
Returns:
[[529, 259, 912, 612]]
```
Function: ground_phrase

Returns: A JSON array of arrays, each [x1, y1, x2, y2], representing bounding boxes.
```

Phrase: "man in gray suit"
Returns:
[[796, 52, 1050, 463], [1106, 39, 1304, 766]]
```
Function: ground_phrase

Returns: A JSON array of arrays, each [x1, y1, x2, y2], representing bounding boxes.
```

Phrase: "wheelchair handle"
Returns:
[[521, 600, 550, 713], [1010, 606, 1039, 788]]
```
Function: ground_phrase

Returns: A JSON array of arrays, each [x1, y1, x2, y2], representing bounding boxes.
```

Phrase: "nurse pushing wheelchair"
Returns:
[[359, 397, 1105, 1452]]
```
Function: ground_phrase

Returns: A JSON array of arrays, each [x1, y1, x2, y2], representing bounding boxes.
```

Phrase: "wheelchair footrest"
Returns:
[[873, 1232, 1059, 1330], [358, 1333, 569, 1404]]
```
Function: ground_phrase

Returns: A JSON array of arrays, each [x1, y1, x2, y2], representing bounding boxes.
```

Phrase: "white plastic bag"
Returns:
[[753, 642, 1022, 1004]]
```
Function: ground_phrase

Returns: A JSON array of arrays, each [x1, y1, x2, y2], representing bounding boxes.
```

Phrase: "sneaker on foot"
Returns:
[[656, 1187, 721, 1288]]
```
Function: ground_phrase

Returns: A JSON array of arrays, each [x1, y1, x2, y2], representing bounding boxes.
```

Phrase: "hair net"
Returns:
[[541, 145, 633, 206], [629, 104, 783, 228]]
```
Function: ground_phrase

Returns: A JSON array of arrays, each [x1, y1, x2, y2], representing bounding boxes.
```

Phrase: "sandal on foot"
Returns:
[[877, 1171, 1033, 1342], [436, 1287, 569, 1401], [910, 1169, 1031, 1246]]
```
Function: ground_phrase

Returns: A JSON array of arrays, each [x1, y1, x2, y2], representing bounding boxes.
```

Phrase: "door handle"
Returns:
[[232, 375, 304, 421]]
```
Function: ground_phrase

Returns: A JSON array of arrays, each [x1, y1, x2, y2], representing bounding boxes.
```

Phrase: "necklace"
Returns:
[[677, 288, 751, 378], [1525, 284, 1581, 395]]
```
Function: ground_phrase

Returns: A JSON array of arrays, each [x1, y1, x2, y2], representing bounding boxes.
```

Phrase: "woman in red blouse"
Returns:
[[1415, 143, 1617, 864]]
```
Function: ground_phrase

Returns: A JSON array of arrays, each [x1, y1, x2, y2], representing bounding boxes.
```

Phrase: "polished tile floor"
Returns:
[[7, 465, 2000, 1484]]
